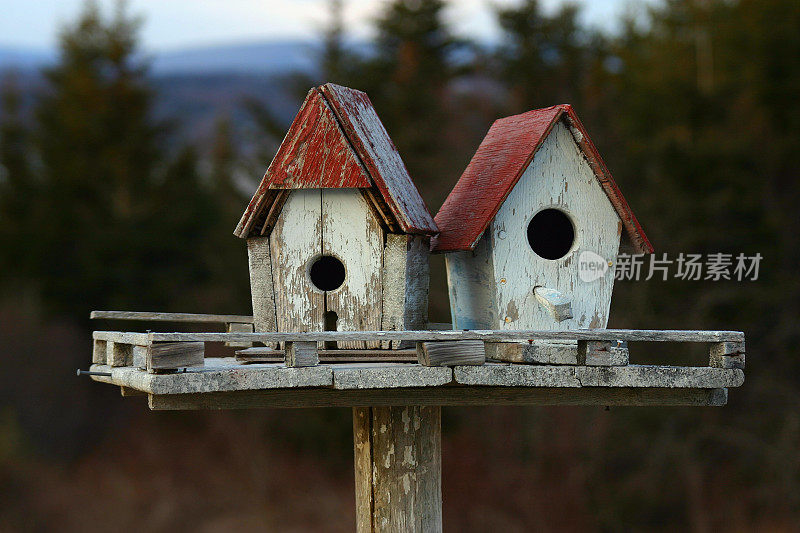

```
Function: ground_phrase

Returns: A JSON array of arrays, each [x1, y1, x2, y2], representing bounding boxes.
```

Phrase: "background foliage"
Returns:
[[0, 0, 798, 530]]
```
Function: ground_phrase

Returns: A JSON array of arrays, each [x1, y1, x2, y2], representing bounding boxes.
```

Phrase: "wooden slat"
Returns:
[[709, 341, 745, 369], [285, 341, 319, 367], [236, 348, 418, 364], [91, 311, 253, 324], [577, 340, 629, 366], [417, 340, 485, 367], [147, 329, 745, 343], [93, 331, 150, 345], [148, 387, 730, 410], [148, 342, 205, 372]]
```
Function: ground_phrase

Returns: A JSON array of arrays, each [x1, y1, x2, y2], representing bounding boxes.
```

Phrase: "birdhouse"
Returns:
[[234, 83, 438, 350], [433, 104, 653, 338]]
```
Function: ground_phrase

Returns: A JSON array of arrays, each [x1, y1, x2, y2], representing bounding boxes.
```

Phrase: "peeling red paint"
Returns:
[[431, 104, 653, 254], [235, 84, 438, 238]]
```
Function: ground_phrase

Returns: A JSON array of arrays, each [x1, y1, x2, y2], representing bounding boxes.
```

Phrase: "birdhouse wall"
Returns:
[[247, 236, 278, 334], [381, 233, 430, 348], [445, 236, 497, 330], [490, 120, 622, 330], [246, 188, 430, 349], [445, 120, 622, 331]]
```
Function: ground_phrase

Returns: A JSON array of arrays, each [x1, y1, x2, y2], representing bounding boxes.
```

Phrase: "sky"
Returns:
[[0, 0, 633, 51]]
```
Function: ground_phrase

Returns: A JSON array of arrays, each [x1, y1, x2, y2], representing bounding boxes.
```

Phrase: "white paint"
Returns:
[[490, 120, 621, 330], [322, 189, 384, 348], [270, 189, 325, 334]]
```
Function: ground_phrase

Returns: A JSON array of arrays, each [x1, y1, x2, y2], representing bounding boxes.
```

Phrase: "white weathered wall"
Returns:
[[322, 189, 384, 348], [489, 120, 622, 330], [445, 235, 497, 330], [265, 188, 385, 346]]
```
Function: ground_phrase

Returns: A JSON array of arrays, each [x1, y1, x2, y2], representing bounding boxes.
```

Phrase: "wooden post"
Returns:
[[353, 406, 442, 532]]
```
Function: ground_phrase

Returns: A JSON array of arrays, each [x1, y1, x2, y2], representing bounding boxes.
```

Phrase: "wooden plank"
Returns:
[[270, 189, 326, 337], [247, 236, 278, 339], [148, 329, 745, 343], [578, 340, 629, 366], [709, 341, 745, 369], [486, 341, 578, 365], [381, 235, 430, 349], [321, 189, 383, 349], [285, 341, 319, 367], [417, 340, 485, 367], [369, 406, 442, 532], [147, 342, 204, 372], [92, 339, 107, 364], [225, 322, 254, 349], [148, 387, 730, 410], [93, 331, 150, 345], [132, 345, 148, 369], [91, 310, 253, 324], [353, 407, 374, 533], [120, 386, 146, 397], [236, 348, 417, 363], [107, 342, 133, 367]]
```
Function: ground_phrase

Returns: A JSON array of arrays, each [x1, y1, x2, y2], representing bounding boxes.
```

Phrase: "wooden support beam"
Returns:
[[146, 328, 744, 344], [148, 387, 730, 410], [91, 310, 253, 324], [92, 339, 107, 364], [709, 341, 745, 369], [285, 341, 319, 367], [485, 341, 578, 364], [417, 340, 485, 367], [147, 342, 204, 373], [225, 322, 254, 348], [353, 406, 442, 532], [107, 342, 133, 367], [577, 340, 629, 366]]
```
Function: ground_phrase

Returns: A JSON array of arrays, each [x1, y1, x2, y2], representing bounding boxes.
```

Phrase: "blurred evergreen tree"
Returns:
[[0, 77, 34, 279], [28, 1, 219, 316]]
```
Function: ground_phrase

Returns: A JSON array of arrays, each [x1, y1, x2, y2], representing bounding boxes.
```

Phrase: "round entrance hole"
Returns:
[[309, 255, 346, 291], [527, 208, 575, 260]]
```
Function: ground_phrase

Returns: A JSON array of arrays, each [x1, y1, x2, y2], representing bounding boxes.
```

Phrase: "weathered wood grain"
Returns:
[[147, 342, 204, 372], [107, 342, 133, 367], [236, 348, 418, 363], [147, 387, 729, 410], [417, 340, 485, 367], [90, 310, 253, 324], [381, 234, 431, 349], [353, 406, 442, 533], [486, 340, 578, 365], [445, 236, 497, 330], [490, 120, 621, 331], [709, 341, 745, 369], [92, 339, 107, 364], [270, 189, 326, 337], [285, 341, 319, 367], [578, 340, 629, 366], [147, 329, 745, 343], [225, 322, 254, 349], [93, 331, 151, 345], [322, 189, 383, 349], [320, 83, 437, 235], [534, 286, 573, 322], [247, 236, 278, 339]]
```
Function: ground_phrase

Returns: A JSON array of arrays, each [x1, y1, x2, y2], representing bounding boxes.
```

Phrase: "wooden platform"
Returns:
[[87, 313, 746, 410], [89, 358, 742, 409]]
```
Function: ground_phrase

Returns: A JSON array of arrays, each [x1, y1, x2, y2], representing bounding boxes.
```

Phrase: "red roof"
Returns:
[[235, 84, 438, 238], [431, 104, 653, 253]]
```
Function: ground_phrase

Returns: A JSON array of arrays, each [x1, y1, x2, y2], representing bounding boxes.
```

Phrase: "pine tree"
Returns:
[[0, 76, 34, 278]]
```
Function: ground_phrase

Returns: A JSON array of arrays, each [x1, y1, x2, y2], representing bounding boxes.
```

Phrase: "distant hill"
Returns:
[[0, 40, 319, 75]]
